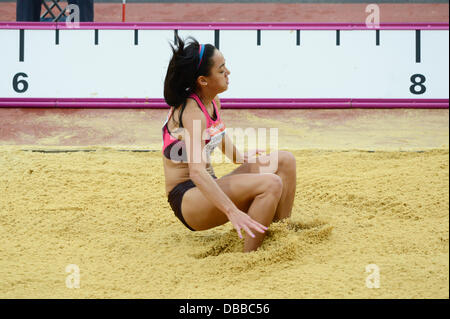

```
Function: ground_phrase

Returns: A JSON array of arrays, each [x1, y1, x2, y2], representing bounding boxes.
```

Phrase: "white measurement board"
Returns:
[[0, 24, 448, 100]]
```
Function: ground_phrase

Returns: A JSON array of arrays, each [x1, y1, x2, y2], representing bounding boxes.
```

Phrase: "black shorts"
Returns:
[[168, 175, 218, 231]]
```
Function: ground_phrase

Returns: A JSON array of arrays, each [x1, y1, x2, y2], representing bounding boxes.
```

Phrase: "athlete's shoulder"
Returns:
[[184, 97, 202, 113], [182, 98, 207, 125]]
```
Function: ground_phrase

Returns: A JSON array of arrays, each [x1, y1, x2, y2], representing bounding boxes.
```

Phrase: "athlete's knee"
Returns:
[[262, 173, 283, 199], [278, 151, 296, 173]]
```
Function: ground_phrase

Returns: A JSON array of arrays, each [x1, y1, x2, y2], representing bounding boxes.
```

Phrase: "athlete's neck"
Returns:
[[194, 91, 214, 109]]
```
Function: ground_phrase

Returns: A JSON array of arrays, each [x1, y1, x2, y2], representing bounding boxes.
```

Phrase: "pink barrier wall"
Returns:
[[0, 98, 448, 109], [0, 22, 448, 30]]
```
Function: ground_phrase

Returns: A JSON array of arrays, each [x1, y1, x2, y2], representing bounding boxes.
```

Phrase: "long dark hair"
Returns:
[[163, 34, 215, 127]]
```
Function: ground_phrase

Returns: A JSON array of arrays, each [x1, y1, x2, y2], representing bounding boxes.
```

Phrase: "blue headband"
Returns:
[[197, 44, 205, 69]]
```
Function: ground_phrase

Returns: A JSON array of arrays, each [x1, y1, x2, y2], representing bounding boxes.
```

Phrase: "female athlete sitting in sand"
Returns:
[[162, 35, 297, 252]]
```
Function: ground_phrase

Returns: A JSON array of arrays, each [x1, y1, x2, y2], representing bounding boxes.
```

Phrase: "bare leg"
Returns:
[[273, 151, 297, 222], [224, 151, 297, 223], [244, 177, 283, 252]]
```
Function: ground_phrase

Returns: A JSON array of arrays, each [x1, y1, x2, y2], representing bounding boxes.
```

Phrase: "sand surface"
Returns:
[[0, 146, 448, 298]]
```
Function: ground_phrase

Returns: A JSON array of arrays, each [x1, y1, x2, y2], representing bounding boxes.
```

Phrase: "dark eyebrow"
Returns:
[[218, 62, 225, 69]]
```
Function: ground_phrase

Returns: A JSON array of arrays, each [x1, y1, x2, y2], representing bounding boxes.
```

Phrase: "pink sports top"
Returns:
[[162, 92, 226, 162]]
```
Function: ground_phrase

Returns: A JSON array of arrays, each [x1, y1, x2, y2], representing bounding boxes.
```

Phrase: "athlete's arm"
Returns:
[[214, 95, 244, 164], [183, 100, 237, 216], [183, 100, 266, 238], [221, 134, 244, 164]]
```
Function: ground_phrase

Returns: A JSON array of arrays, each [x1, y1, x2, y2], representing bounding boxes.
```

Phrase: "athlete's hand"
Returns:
[[226, 208, 268, 239]]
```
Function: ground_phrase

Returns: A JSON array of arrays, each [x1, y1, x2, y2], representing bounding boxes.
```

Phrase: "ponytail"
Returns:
[[163, 34, 215, 126]]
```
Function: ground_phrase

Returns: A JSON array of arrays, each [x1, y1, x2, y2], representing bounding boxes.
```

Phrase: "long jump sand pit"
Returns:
[[0, 146, 448, 298]]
